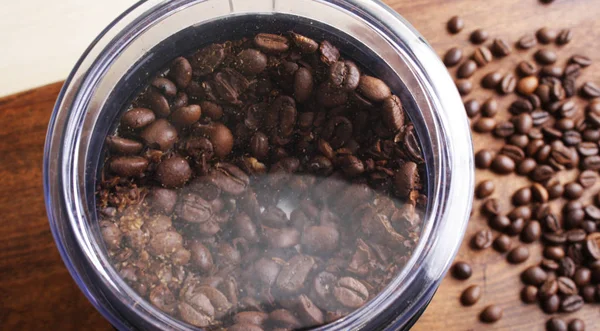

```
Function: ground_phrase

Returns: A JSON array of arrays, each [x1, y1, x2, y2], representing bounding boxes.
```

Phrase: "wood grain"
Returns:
[[0, 1, 598, 330]]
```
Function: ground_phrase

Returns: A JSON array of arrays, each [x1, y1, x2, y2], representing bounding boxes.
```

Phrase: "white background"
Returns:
[[0, 0, 137, 97]]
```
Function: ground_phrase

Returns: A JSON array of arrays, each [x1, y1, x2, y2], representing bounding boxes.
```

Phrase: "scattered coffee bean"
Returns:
[[447, 16, 464, 34], [460, 285, 482, 306], [521, 285, 538, 303], [452, 262, 473, 280], [537, 27, 558, 44], [581, 82, 600, 98], [517, 34, 538, 49], [473, 117, 497, 133], [518, 76, 540, 95], [556, 29, 573, 45], [500, 73, 517, 94], [493, 234, 512, 252], [457, 60, 478, 79], [482, 71, 504, 89], [568, 319, 585, 331], [472, 229, 493, 249], [470, 29, 489, 44], [480, 305, 503, 323], [481, 98, 499, 117], [491, 154, 516, 174], [491, 38, 512, 57], [508, 245, 530, 264], [464, 99, 481, 118], [473, 46, 493, 67], [475, 149, 494, 169], [444, 47, 463, 67], [546, 318, 567, 331], [535, 49, 558, 65], [522, 266, 548, 286], [456, 79, 473, 95]]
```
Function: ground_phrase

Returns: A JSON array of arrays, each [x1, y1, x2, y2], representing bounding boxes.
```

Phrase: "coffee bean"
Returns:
[[491, 38, 512, 57], [518, 61, 539, 76], [564, 182, 584, 200], [541, 294, 560, 313], [500, 73, 517, 94], [583, 155, 600, 170], [518, 76, 540, 95], [491, 154, 516, 174], [545, 246, 565, 261], [508, 245, 530, 263], [489, 215, 511, 231], [235, 49, 268, 75], [517, 34, 538, 49], [382, 95, 405, 132], [571, 55, 592, 67], [443, 48, 464, 67], [470, 29, 489, 44], [574, 268, 592, 287], [481, 71, 504, 89], [510, 134, 530, 149], [493, 234, 512, 252], [168, 57, 192, 89], [121, 108, 156, 129], [156, 156, 192, 188], [472, 229, 493, 250], [556, 29, 573, 45], [109, 156, 149, 177], [577, 142, 599, 157], [447, 16, 465, 33], [460, 285, 482, 306], [456, 79, 473, 95], [289, 32, 318, 53], [507, 218, 526, 236], [557, 276, 578, 295], [522, 266, 548, 286], [539, 279, 559, 299], [537, 27, 558, 44], [547, 318, 567, 331], [475, 149, 494, 169], [333, 277, 369, 308], [480, 305, 503, 323], [521, 220, 541, 243], [541, 66, 564, 78], [559, 257, 576, 277], [514, 113, 534, 134], [473, 117, 496, 133], [517, 158, 538, 175], [531, 165, 554, 182], [510, 99, 534, 115], [585, 233, 600, 259], [276, 255, 315, 294], [294, 67, 314, 103], [358, 76, 391, 102], [254, 33, 289, 53], [452, 262, 473, 280], [457, 60, 477, 79], [512, 187, 532, 206], [536, 49, 558, 65], [561, 295, 584, 312], [482, 198, 501, 216], [581, 82, 600, 98], [472, 46, 493, 66], [568, 319, 586, 331], [106, 136, 143, 155], [521, 286, 538, 303], [171, 104, 201, 127]]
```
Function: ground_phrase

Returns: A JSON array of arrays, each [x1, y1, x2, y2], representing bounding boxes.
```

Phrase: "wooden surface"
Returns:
[[0, 0, 599, 330]]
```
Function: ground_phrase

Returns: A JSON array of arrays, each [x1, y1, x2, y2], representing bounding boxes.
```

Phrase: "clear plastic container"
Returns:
[[43, 0, 474, 330]]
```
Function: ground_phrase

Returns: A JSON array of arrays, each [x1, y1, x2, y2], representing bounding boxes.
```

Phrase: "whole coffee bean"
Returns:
[[460, 285, 482, 306], [582, 129, 600, 142], [481, 71, 504, 89], [582, 285, 596, 303], [382, 95, 405, 131], [480, 305, 503, 323], [559, 257, 576, 278], [276, 255, 315, 294], [522, 266, 548, 286], [301, 226, 340, 254], [294, 67, 314, 103], [289, 32, 318, 53], [561, 295, 584, 312], [548, 183, 564, 200], [472, 229, 493, 249], [234, 49, 268, 75], [512, 187, 532, 206], [482, 198, 501, 216], [156, 156, 192, 188], [510, 99, 534, 115], [475, 149, 493, 169], [517, 34, 537, 49], [491, 154, 516, 174], [470, 29, 489, 44], [493, 234, 512, 252], [464, 99, 480, 118], [583, 155, 600, 170], [481, 98, 498, 117], [517, 158, 537, 175], [518, 61, 539, 76], [443, 47, 463, 67], [121, 108, 156, 129], [507, 245, 530, 263], [577, 142, 599, 156], [556, 28, 573, 45], [109, 156, 149, 177], [539, 279, 559, 299], [507, 218, 526, 236], [510, 134, 530, 149], [489, 215, 511, 231], [521, 285, 538, 303], [517, 76, 539, 95], [541, 294, 560, 313], [568, 319, 585, 331], [151, 77, 177, 98], [557, 277, 578, 295], [491, 38, 512, 57], [544, 246, 565, 261], [536, 49, 558, 65], [581, 82, 600, 98], [333, 277, 369, 308], [521, 220, 541, 243], [564, 182, 584, 200], [472, 46, 493, 67], [447, 16, 464, 34], [500, 73, 517, 94], [457, 60, 477, 79], [537, 27, 558, 44], [254, 33, 289, 53], [509, 205, 532, 221], [531, 183, 549, 202], [140, 119, 178, 151], [249, 132, 269, 160], [514, 113, 534, 134], [473, 117, 496, 133], [358, 76, 391, 102], [171, 105, 201, 127], [456, 79, 473, 95], [452, 262, 472, 280], [547, 318, 567, 331], [531, 165, 554, 182], [144, 88, 171, 117], [582, 220, 597, 233], [269, 309, 302, 329], [329, 61, 360, 93], [168, 57, 192, 89], [571, 55, 592, 67], [106, 136, 143, 155]]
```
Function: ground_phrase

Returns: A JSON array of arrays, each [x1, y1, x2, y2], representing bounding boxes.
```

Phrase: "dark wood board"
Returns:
[[0, 0, 599, 329]]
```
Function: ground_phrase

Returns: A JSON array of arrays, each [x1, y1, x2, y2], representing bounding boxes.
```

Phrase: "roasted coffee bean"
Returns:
[[568, 319, 586, 331], [480, 305, 503, 323], [521, 286, 538, 303], [539, 279, 559, 299], [250, 132, 269, 160], [489, 215, 511, 231], [481, 71, 504, 89], [156, 156, 192, 188], [573, 268, 592, 287], [517, 158, 538, 175], [470, 29, 489, 44], [329, 61, 360, 92], [507, 218, 526, 236], [109, 156, 149, 177], [460, 285, 482, 306], [168, 57, 192, 89], [581, 82, 600, 98], [531, 165, 554, 182], [561, 295, 584, 313], [475, 149, 494, 169], [473, 117, 496, 133], [269, 309, 302, 329], [493, 234, 512, 253], [512, 187, 532, 206], [294, 67, 314, 103], [171, 105, 201, 127], [556, 29, 573, 45], [541, 66, 564, 78], [559, 257, 577, 277], [333, 277, 369, 309], [464, 99, 480, 118], [545, 246, 565, 261], [522, 266, 548, 286], [571, 55, 592, 67], [447, 16, 464, 34], [382, 95, 405, 132], [482, 198, 501, 216], [582, 285, 596, 303], [564, 182, 584, 200], [537, 27, 558, 44], [443, 47, 463, 67], [472, 229, 493, 249], [500, 73, 517, 94], [510, 99, 534, 115], [358, 76, 391, 102], [151, 77, 177, 98], [521, 220, 541, 243], [456, 79, 473, 95], [518, 61, 539, 76], [121, 108, 156, 129], [517, 34, 537, 49], [106, 136, 143, 155], [536, 49, 558, 65], [577, 142, 599, 156], [276, 255, 315, 294], [491, 38, 511, 57], [491, 154, 516, 174], [514, 113, 534, 134], [510, 134, 530, 149], [473, 46, 493, 67], [546, 318, 567, 331], [541, 295, 560, 314], [457, 60, 477, 79], [480, 98, 499, 117], [289, 32, 318, 53], [507, 245, 530, 263], [452, 262, 472, 280], [517, 76, 539, 95], [254, 33, 289, 53], [583, 155, 600, 170]]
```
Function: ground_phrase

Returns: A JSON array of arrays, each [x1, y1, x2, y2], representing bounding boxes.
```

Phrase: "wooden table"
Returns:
[[1, 0, 598, 329]]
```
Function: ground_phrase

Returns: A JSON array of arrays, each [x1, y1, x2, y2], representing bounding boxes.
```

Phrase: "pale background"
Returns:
[[0, 0, 138, 97]]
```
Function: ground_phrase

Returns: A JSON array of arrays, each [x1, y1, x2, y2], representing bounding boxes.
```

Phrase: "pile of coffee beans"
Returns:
[[96, 31, 427, 330], [446, 8, 598, 330]]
